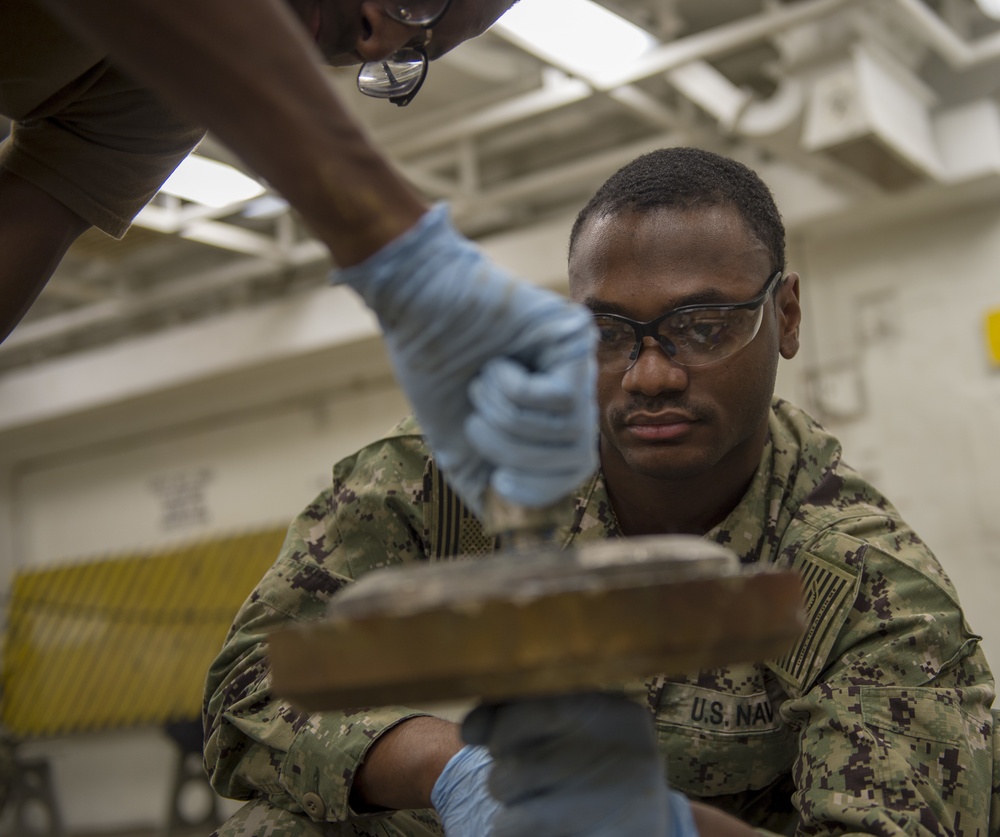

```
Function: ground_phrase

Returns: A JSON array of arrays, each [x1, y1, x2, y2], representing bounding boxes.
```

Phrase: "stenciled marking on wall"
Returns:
[[147, 468, 214, 531]]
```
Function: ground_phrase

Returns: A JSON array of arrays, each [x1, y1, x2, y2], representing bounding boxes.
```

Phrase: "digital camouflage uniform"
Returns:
[[204, 399, 996, 837]]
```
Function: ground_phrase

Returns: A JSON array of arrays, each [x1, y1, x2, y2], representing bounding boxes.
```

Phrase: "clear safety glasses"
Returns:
[[593, 270, 784, 372], [357, 0, 453, 107]]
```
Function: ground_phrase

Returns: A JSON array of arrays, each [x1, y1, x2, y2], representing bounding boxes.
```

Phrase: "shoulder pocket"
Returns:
[[861, 685, 992, 746]]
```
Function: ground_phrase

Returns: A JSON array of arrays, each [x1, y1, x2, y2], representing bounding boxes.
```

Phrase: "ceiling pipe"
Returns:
[[0, 241, 327, 360], [891, 0, 1000, 68], [451, 133, 685, 214], [378, 72, 593, 158], [595, 0, 856, 90], [735, 78, 806, 137], [379, 0, 856, 161]]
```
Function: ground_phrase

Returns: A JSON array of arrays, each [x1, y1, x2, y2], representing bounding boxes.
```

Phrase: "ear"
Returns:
[[775, 272, 801, 360]]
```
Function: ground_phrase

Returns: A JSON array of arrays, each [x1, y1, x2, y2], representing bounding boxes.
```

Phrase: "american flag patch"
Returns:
[[771, 548, 860, 691]]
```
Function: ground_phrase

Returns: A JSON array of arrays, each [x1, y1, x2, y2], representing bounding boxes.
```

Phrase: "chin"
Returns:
[[620, 447, 715, 482]]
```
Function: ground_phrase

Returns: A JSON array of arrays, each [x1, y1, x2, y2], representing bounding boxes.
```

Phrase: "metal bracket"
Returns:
[[1, 757, 66, 837]]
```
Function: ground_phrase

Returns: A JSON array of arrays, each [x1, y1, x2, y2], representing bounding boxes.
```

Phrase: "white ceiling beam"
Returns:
[[179, 220, 287, 259], [0, 244, 328, 356], [134, 196, 258, 235], [891, 0, 1000, 68], [0, 284, 380, 438], [453, 133, 686, 213], [594, 0, 856, 90], [607, 85, 682, 131], [379, 0, 855, 170], [377, 72, 593, 158], [41, 279, 112, 305], [396, 164, 462, 200], [666, 60, 754, 128]]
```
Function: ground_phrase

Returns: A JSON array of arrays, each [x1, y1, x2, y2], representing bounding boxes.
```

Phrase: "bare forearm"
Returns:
[[0, 169, 89, 342], [351, 716, 463, 812], [352, 715, 761, 831], [41, 0, 426, 265]]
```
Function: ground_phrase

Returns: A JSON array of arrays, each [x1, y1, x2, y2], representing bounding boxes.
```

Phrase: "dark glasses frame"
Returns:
[[357, 0, 453, 107], [593, 269, 784, 370]]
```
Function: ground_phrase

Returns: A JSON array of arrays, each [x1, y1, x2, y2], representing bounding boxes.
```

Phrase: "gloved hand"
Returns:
[[463, 691, 698, 837], [331, 204, 598, 515], [430, 744, 501, 836]]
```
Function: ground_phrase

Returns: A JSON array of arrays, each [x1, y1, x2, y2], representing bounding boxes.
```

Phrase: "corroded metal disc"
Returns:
[[268, 536, 804, 711]]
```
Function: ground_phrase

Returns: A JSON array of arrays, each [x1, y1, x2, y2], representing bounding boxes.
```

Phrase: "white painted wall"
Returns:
[[3, 187, 1000, 833], [15, 381, 410, 565], [788, 197, 1000, 671]]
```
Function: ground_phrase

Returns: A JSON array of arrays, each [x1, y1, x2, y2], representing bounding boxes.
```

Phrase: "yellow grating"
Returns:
[[2, 526, 288, 737]]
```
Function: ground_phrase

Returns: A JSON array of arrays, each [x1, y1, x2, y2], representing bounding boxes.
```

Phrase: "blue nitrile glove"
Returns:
[[463, 692, 699, 837], [331, 204, 598, 515], [430, 744, 501, 836]]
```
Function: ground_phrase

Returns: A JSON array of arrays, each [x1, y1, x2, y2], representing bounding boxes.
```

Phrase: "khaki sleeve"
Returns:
[[1, 59, 203, 237]]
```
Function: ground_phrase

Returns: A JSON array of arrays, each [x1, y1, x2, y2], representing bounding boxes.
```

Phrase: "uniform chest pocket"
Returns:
[[655, 683, 798, 797]]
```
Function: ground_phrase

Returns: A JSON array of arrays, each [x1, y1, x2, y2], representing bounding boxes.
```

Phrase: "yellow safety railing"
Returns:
[[2, 526, 288, 737]]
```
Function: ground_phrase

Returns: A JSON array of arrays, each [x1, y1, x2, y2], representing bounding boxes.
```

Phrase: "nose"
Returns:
[[621, 337, 689, 396], [357, 2, 428, 62]]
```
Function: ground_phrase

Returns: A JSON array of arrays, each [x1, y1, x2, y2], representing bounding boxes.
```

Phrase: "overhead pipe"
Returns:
[[382, 0, 1000, 164], [596, 0, 856, 90], [891, 0, 1000, 69], [378, 0, 857, 159]]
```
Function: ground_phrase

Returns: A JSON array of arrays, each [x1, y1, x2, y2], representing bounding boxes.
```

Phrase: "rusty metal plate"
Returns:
[[268, 536, 805, 711]]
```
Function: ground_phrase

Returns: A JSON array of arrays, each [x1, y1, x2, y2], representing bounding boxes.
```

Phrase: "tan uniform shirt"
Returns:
[[0, 0, 204, 236]]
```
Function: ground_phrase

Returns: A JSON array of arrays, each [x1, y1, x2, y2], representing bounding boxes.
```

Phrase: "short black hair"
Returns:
[[569, 146, 785, 274]]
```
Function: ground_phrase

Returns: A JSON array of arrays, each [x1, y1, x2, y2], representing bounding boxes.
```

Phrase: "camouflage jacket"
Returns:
[[204, 398, 996, 836]]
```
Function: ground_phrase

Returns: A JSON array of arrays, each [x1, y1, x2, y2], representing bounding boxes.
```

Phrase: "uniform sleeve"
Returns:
[[203, 432, 437, 824], [2, 60, 204, 238], [775, 524, 995, 837]]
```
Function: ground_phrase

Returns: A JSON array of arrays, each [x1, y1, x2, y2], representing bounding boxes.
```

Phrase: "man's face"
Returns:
[[568, 204, 800, 485], [287, 0, 516, 67]]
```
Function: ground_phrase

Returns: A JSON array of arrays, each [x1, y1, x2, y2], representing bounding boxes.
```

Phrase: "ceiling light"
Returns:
[[492, 0, 659, 87], [159, 154, 266, 208], [975, 0, 1000, 20], [241, 194, 290, 220]]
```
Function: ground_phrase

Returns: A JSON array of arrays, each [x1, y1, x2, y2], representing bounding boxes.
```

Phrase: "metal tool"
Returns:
[[268, 495, 804, 711]]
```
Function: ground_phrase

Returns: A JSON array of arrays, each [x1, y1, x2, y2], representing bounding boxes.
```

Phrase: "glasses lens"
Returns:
[[594, 316, 640, 371], [661, 306, 764, 367], [382, 0, 450, 26], [594, 305, 766, 372], [357, 49, 427, 99]]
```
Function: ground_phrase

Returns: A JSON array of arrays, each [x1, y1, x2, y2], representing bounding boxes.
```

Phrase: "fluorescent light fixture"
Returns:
[[160, 153, 266, 208], [492, 0, 659, 87], [241, 194, 290, 220], [976, 0, 1000, 19]]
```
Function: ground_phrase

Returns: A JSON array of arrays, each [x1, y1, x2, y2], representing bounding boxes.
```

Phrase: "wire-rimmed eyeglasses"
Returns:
[[357, 0, 453, 107], [593, 270, 784, 372]]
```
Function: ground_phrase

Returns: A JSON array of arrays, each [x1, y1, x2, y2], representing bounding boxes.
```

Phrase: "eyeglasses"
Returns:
[[357, 0, 453, 107], [593, 270, 783, 372]]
